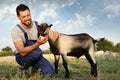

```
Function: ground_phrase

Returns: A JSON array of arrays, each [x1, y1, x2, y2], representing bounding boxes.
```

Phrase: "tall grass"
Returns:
[[0, 55, 120, 80]]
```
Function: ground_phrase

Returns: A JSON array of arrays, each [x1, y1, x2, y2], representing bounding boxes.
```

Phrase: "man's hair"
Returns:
[[16, 4, 30, 16]]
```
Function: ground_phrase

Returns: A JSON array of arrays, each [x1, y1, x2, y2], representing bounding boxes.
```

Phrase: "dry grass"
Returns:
[[0, 54, 120, 80], [0, 56, 15, 62]]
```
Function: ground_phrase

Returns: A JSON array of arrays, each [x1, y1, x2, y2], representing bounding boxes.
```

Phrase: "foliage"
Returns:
[[96, 39, 120, 52], [0, 51, 14, 56], [2, 46, 13, 52], [114, 43, 120, 52], [0, 46, 14, 56]]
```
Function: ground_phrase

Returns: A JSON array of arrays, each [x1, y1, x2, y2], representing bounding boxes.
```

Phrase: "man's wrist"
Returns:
[[34, 42, 41, 47]]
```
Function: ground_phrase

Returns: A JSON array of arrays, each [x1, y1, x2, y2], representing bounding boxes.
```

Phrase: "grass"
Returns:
[[0, 55, 120, 80]]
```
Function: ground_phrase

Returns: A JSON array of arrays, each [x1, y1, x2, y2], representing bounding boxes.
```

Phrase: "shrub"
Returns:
[[0, 51, 14, 56]]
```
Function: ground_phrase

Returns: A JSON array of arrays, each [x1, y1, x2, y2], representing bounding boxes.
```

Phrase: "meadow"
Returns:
[[0, 54, 120, 80]]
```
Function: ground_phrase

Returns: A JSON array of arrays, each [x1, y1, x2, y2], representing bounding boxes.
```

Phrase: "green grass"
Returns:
[[0, 55, 120, 80]]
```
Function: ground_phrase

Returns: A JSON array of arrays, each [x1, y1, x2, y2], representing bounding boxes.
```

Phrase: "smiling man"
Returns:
[[11, 4, 55, 77]]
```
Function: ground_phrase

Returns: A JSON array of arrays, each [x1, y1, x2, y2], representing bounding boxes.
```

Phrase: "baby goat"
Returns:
[[38, 23, 104, 78]]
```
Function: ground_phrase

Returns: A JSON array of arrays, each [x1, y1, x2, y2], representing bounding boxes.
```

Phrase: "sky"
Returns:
[[0, 0, 120, 51]]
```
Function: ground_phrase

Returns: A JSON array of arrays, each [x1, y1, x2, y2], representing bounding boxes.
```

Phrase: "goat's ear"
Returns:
[[49, 24, 53, 28]]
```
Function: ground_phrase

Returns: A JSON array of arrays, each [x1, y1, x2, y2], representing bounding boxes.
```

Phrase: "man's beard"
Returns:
[[21, 20, 32, 27]]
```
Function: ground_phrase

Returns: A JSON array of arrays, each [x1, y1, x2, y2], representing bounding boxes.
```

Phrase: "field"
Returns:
[[0, 54, 120, 80]]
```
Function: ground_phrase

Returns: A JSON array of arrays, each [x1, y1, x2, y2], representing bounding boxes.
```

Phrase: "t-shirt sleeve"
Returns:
[[11, 27, 23, 42]]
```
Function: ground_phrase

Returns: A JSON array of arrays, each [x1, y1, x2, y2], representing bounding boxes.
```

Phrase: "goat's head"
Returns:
[[38, 23, 53, 36]]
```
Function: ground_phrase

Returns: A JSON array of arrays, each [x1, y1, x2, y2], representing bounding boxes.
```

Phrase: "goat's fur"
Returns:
[[38, 23, 104, 78]]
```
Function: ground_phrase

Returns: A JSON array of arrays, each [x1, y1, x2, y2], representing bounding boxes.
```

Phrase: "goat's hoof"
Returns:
[[65, 76, 69, 78], [91, 73, 97, 78], [91, 70, 97, 77], [65, 74, 69, 78], [93, 74, 97, 78], [55, 69, 58, 74], [55, 71, 58, 74]]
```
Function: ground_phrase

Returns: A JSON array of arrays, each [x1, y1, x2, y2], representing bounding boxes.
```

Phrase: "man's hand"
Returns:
[[36, 35, 48, 45]]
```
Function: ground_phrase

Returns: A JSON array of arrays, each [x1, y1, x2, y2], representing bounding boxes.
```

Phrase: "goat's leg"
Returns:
[[84, 46, 97, 77], [54, 54, 60, 74], [61, 54, 70, 78], [85, 53, 97, 77]]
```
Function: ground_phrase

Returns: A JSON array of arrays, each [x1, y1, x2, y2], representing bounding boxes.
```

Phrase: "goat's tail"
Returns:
[[94, 38, 105, 43]]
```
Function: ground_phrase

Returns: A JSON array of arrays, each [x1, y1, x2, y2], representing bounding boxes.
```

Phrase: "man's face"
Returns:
[[18, 9, 32, 26]]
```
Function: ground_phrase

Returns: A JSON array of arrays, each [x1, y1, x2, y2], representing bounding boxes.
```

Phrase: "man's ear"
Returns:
[[17, 16, 20, 20]]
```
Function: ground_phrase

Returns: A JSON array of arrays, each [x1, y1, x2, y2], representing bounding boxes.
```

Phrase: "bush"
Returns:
[[0, 51, 14, 56]]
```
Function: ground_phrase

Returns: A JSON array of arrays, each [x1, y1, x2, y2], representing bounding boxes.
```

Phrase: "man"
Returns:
[[11, 4, 56, 77]]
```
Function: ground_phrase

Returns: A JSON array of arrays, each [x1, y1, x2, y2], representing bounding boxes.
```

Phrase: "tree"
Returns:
[[115, 43, 120, 52], [0, 46, 14, 56], [2, 46, 13, 52], [96, 39, 114, 51]]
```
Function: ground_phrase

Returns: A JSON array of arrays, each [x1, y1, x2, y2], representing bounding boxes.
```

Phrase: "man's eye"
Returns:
[[22, 16, 25, 18]]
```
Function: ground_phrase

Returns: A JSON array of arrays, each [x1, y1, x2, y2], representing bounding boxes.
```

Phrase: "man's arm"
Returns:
[[14, 35, 48, 57]]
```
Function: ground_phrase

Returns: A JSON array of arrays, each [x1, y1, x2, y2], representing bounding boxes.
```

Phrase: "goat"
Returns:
[[38, 23, 104, 78]]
